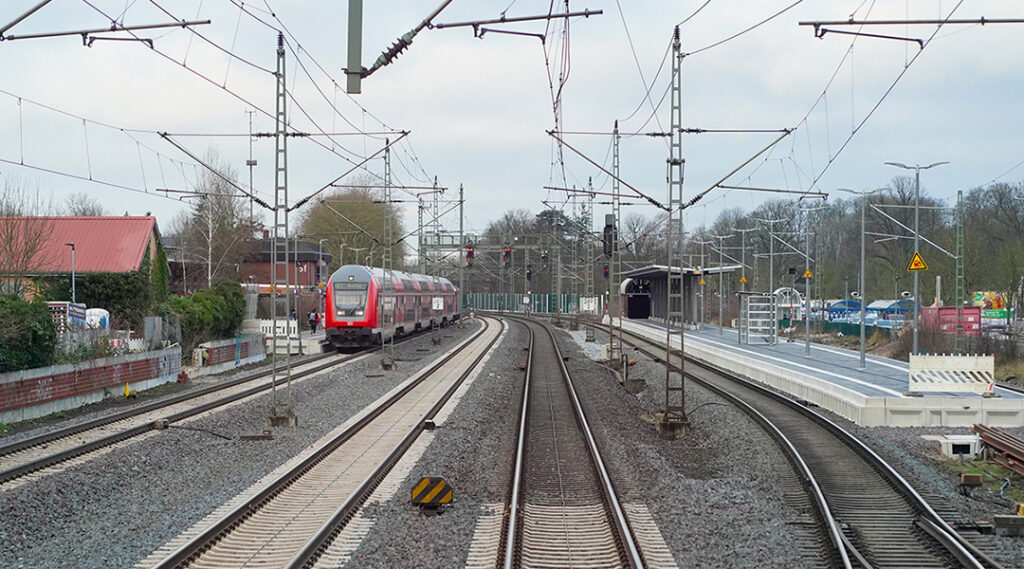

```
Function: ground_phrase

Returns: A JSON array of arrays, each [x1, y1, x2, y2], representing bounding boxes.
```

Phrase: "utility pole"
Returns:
[[712, 234, 733, 336], [268, 33, 295, 427], [380, 141, 396, 369], [886, 160, 948, 355], [694, 239, 713, 330], [458, 184, 465, 327], [417, 196, 425, 273], [246, 109, 257, 223], [661, 25, 687, 438], [584, 179, 595, 340], [955, 190, 966, 354], [731, 227, 756, 294], [608, 120, 622, 367]]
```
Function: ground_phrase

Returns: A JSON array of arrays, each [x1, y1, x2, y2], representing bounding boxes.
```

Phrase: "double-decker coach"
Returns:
[[324, 265, 459, 350]]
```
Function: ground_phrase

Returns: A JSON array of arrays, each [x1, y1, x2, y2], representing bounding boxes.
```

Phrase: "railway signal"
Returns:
[[603, 262, 609, 279], [526, 264, 533, 281], [466, 242, 474, 266], [503, 246, 511, 267]]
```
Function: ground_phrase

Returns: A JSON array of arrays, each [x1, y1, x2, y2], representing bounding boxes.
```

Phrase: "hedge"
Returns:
[[0, 295, 56, 372]]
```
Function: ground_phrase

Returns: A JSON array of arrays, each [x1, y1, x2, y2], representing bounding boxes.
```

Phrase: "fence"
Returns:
[[462, 293, 589, 314]]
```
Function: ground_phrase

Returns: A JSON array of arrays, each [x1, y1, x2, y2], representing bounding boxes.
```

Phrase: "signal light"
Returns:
[[466, 243, 474, 266], [526, 264, 533, 281], [603, 262, 609, 279], [503, 246, 511, 267]]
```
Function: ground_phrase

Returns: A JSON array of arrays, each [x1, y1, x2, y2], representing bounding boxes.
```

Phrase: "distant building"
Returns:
[[238, 233, 333, 292], [1, 216, 165, 298]]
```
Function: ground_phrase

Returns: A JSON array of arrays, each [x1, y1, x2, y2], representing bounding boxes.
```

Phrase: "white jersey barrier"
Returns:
[[908, 354, 995, 394]]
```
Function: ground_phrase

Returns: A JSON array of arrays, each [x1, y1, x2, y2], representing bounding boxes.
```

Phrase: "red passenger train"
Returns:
[[324, 265, 460, 350]]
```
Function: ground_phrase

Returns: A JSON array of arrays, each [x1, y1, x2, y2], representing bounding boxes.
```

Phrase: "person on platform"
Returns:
[[308, 310, 319, 333]]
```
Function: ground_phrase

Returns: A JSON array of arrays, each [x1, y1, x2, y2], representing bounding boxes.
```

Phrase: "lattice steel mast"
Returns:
[[661, 26, 687, 437], [608, 121, 622, 367], [380, 141, 396, 369], [268, 32, 295, 426]]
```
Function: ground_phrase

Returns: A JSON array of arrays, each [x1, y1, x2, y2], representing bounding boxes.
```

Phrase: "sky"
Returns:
[[1, 0, 1023, 244]]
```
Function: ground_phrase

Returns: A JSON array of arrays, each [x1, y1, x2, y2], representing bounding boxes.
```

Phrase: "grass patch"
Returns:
[[944, 459, 1024, 505], [0, 422, 7, 437], [996, 361, 1024, 385]]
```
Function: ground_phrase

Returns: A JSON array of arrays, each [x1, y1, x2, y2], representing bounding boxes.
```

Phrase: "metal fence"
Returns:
[[461, 293, 595, 314]]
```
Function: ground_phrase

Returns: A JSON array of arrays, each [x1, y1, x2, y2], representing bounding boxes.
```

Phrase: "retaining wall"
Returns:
[[190, 335, 266, 377], [0, 347, 182, 424]]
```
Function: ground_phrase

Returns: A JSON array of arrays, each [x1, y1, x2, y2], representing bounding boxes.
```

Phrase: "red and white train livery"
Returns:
[[324, 265, 459, 349]]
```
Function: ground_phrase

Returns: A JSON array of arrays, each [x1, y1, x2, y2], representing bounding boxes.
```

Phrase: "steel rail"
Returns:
[[0, 351, 328, 458], [0, 331, 437, 484], [149, 318, 492, 569], [285, 318, 502, 569], [0, 351, 346, 485], [602, 324, 848, 567], [501, 319, 533, 569], [609, 323, 999, 569], [504, 315, 644, 569]]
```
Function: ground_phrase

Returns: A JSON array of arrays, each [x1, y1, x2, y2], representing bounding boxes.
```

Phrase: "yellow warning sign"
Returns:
[[699, 279, 706, 285], [739, 276, 747, 283], [411, 477, 452, 506], [907, 251, 928, 271], [803, 269, 813, 279]]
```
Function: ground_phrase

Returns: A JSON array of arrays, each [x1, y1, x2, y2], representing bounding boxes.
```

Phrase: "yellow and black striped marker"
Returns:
[[411, 477, 452, 507]]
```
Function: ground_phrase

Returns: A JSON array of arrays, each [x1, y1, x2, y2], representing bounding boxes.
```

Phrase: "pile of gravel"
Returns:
[[0, 322, 479, 569]]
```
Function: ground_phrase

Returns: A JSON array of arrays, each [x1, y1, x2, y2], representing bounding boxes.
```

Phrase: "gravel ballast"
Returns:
[[4, 315, 1022, 568], [0, 322, 479, 569]]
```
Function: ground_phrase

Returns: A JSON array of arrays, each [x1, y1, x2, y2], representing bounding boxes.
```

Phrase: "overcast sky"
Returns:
[[2, 1, 1023, 242]]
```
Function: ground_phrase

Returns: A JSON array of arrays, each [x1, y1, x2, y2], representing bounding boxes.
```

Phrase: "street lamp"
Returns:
[[885, 161, 948, 355], [838, 188, 885, 370], [711, 233, 733, 336], [348, 247, 367, 267], [64, 242, 75, 303], [339, 243, 346, 267]]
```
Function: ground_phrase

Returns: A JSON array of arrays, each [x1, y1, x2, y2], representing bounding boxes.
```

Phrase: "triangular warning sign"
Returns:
[[699, 279, 706, 285], [907, 251, 928, 271], [803, 269, 813, 279], [739, 275, 747, 283]]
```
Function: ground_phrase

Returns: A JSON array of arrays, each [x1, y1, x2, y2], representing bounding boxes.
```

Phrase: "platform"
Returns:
[[615, 318, 1024, 428]]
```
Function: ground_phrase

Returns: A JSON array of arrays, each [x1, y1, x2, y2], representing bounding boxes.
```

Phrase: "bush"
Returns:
[[0, 295, 56, 372], [162, 278, 245, 351]]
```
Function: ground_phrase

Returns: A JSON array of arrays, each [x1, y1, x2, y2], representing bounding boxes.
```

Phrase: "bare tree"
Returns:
[[65, 192, 107, 216], [0, 177, 57, 296], [171, 149, 257, 291]]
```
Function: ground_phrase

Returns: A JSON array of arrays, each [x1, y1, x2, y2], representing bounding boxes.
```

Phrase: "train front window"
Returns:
[[334, 282, 368, 312]]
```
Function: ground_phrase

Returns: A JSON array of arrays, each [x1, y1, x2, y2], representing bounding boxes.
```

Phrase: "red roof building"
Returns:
[[18, 216, 161, 274]]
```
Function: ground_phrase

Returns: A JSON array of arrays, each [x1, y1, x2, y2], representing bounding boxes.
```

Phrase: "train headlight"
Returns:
[[355, 309, 364, 316]]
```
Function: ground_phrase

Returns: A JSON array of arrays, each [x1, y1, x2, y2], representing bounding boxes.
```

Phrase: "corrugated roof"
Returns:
[[10, 216, 157, 274]]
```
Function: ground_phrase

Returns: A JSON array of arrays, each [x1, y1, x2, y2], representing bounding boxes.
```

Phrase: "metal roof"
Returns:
[[622, 264, 742, 278], [13, 216, 157, 274]]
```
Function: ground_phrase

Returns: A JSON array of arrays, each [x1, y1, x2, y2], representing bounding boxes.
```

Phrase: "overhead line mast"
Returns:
[[269, 32, 296, 427], [660, 26, 687, 439]]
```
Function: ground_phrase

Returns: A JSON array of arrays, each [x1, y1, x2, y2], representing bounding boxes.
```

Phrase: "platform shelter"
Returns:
[[621, 264, 740, 326]]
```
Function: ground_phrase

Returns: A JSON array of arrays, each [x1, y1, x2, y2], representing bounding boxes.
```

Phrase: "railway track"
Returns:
[[139, 316, 500, 569], [608, 323, 1004, 569], [0, 345, 368, 488], [501, 315, 643, 569]]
